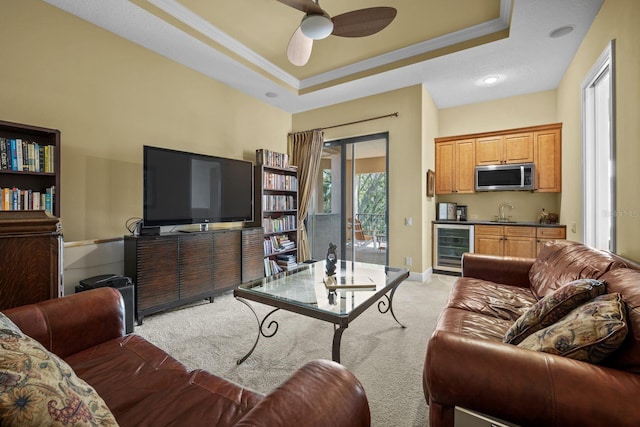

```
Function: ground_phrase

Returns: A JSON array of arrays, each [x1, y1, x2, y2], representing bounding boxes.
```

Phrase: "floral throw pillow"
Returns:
[[0, 312, 119, 427], [517, 293, 628, 364], [503, 278, 606, 345]]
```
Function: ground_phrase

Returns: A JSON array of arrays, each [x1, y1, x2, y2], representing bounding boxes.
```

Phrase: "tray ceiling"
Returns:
[[44, 0, 603, 113]]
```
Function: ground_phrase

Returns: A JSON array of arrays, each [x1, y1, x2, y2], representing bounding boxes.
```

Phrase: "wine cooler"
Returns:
[[433, 224, 474, 274]]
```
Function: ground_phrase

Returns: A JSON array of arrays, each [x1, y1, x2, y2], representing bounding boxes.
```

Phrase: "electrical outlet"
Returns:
[[405, 257, 412, 266], [571, 222, 577, 233], [405, 217, 412, 226]]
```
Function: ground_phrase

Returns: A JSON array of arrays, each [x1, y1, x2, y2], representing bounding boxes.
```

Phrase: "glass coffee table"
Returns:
[[233, 260, 410, 364]]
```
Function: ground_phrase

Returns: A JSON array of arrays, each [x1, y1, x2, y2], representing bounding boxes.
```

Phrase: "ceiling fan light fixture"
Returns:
[[300, 13, 334, 40]]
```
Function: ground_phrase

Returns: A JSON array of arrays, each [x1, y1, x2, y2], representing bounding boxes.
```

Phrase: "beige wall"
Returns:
[[437, 90, 561, 222], [421, 86, 439, 274], [293, 86, 428, 275], [0, 0, 291, 242], [557, 0, 640, 261], [439, 90, 558, 136]]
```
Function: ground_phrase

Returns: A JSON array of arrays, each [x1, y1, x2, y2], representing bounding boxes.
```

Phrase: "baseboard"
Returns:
[[407, 267, 433, 282]]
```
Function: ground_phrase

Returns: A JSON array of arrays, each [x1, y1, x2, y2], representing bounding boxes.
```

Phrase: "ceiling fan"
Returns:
[[276, 0, 397, 66]]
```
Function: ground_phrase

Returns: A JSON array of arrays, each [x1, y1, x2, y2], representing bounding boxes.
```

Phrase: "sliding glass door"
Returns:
[[306, 133, 388, 265]]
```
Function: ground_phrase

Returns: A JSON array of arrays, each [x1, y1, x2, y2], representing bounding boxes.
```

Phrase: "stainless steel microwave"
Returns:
[[475, 163, 535, 191]]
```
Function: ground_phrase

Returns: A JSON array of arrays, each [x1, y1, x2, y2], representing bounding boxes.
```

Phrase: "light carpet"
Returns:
[[135, 273, 456, 426]]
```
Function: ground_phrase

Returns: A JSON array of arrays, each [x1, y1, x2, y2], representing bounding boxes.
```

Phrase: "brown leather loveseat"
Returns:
[[2, 287, 370, 426], [424, 240, 640, 426]]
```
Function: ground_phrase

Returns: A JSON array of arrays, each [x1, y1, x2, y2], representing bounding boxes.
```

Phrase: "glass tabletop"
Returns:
[[236, 260, 409, 317]]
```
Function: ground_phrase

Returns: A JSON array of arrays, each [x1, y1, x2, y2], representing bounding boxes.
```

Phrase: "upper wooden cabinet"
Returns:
[[435, 139, 475, 195], [435, 123, 562, 194], [476, 132, 534, 165], [534, 125, 562, 192]]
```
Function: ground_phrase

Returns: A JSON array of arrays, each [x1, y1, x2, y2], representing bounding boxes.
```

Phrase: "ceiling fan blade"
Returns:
[[275, 0, 324, 15], [287, 26, 313, 66], [331, 7, 397, 38]]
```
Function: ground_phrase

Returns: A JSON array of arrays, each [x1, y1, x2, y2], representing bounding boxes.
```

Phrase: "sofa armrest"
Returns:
[[462, 253, 534, 287], [425, 330, 640, 426], [3, 287, 126, 359], [235, 359, 370, 427]]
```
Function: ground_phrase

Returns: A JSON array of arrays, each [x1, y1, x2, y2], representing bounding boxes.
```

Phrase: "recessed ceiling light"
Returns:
[[265, 92, 278, 98], [476, 74, 504, 87], [549, 25, 575, 38]]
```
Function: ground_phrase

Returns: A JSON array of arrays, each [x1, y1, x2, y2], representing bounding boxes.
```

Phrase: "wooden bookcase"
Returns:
[[0, 120, 60, 217], [0, 211, 63, 310], [124, 227, 264, 324], [253, 149, 299, 276]]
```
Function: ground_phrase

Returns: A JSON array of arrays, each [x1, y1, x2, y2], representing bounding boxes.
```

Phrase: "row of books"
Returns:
[[264, 254, 298, 276], [262, 194, 296, 211], [1, 186, 55, 213], [263, 215, 296, 234], [263, 172, 297, 191], [264, 259, 284, 276], [263, 234, 296, 255], [0, 137, 55, 173], [256, 148, 291, 169]]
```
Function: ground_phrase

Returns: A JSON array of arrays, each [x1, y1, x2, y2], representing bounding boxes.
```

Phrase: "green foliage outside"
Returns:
[[322, 169, 386, 234]]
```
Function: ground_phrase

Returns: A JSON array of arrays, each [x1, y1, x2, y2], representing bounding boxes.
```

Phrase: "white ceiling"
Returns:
[[44, 0, 604, 114]]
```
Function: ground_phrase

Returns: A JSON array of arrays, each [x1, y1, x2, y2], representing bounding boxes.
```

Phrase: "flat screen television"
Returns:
[[143, 145, 253, 226]]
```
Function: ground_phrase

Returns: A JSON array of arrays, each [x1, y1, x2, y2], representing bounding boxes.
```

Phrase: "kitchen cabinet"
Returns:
[[474, 224, 566, 258], [476, 132, 533, 165], [534, 125, 562, 192], [435, 123, 562, 193], [474, 225, 536, 258], [435, 139, 475, 194], [536, 226, 566, 253]]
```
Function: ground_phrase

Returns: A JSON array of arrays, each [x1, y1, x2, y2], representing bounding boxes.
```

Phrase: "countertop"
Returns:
[[433, 220, 565, 228]]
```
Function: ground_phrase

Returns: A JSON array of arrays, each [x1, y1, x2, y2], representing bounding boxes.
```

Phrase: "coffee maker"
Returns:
[[457, 205, 468, 221]]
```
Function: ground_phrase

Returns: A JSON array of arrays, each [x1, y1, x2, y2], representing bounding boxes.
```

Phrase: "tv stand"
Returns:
[[124, 227, 264, 324]]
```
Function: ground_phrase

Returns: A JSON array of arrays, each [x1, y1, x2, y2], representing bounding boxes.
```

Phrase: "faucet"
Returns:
[[499, 203, 514, 221]]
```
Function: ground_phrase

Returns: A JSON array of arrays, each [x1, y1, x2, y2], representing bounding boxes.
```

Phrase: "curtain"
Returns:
[[288, 129, 324, 262]]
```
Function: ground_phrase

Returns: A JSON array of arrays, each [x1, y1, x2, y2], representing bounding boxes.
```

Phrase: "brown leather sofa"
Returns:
[[423, 240, 640, 427], [4, 287, 371, 426]]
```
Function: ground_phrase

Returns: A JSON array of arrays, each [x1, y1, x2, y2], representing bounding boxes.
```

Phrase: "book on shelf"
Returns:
[[256, 148, 296, 169], [275, 253, 297, 271], [0, 186, 53, 213], [262, 194, 295, 211], [0, 137, 54, 172], [262, 172, 298, 191], [264, 258, 284, 276], [262, 215, 296, 234], [263, 234, 296, 255]]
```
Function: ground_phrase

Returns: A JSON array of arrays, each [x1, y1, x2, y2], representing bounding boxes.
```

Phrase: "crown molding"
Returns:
[[148, 0, 512, 92], [148, 0, 300, 89]]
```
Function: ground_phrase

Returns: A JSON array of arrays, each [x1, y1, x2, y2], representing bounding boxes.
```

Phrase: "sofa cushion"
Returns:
[[503, 278, 606, 345], [65, 334, 264, 426], [0, 312, 118, 427], [446, 277, 537, 322], [435, 307, 513, 341], [529, 240, 631, 299], [599, 268, 640, 373], [517, 293, 628, 363]]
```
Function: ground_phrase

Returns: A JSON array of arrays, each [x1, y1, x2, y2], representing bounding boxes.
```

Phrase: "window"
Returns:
[[582, 40, 616, 252]]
